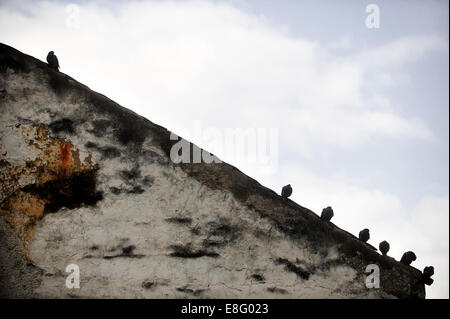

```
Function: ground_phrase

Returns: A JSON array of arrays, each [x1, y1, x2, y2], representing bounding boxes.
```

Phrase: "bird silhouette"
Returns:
[[400, 251, 417, 265], [423, 266, 434, 278], [358, 228, 370, 243], [422, 266, 434, 286], [423, 277, 434, 286], [320, 206, 334, 222], [281, 184, 292, 198], [379, 240, 390, 256], [46, 51, 60, 71]]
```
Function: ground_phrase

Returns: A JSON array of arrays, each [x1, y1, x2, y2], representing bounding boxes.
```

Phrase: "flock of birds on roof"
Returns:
[[44, 51, 435, 288], [281, 184, 435, 286]]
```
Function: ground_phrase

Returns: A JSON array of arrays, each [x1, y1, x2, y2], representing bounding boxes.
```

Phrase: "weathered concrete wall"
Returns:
[[0, 43, 425, 298]]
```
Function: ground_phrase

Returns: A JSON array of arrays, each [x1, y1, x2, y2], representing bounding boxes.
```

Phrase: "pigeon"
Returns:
[[422, 266, 435, 286], [46, 51, 60, 71], [400, 251, 417, 265], [281, 184, 292, 198], [358, 228, 370, 243], [320, 206, 334, 222], [379, 240, 390, 256], [423, 277, 434, 286], [423, 266, 434, 278]]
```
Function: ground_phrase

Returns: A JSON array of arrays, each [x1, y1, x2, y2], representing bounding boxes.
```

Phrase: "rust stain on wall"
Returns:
[[0, 124, 102, 262], [60, 141, 71, 173]]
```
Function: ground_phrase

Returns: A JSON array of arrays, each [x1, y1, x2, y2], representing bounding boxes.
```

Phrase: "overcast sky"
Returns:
[[0, 0, 448, 298]]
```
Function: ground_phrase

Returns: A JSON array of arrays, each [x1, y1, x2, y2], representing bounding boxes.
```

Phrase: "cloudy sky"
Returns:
[[0, 0, 448, 298]]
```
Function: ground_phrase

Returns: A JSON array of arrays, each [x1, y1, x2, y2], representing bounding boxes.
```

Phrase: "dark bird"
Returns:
[[379, 240, 390, 256], [281, 184, 292, 198], [423, 277, 434, 286], [320, 206, 334, 222], [46, 51, 60, 71], [422, 266, 435, 286], [423, 266, 434, 278], [358, 228, 370, 243], [400, 251, 417, 265]]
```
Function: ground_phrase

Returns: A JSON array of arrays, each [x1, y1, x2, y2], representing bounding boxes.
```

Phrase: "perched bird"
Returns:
[[422, 266, 435, 286], [46, 51, 60, 71], [379, 240, 390, 256], [400, 251, 417, 265], [321, 206, 334, 222], [423, 266, 434, 278], [281, 184, 292, 198], [359, 228, 370, 243], [423, 277, 434, 286]]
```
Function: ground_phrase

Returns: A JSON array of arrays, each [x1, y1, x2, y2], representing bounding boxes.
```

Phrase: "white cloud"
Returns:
[[357, 35, 448, 70], [0, 0, 442, 158], [327, 34, 353, 51]]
